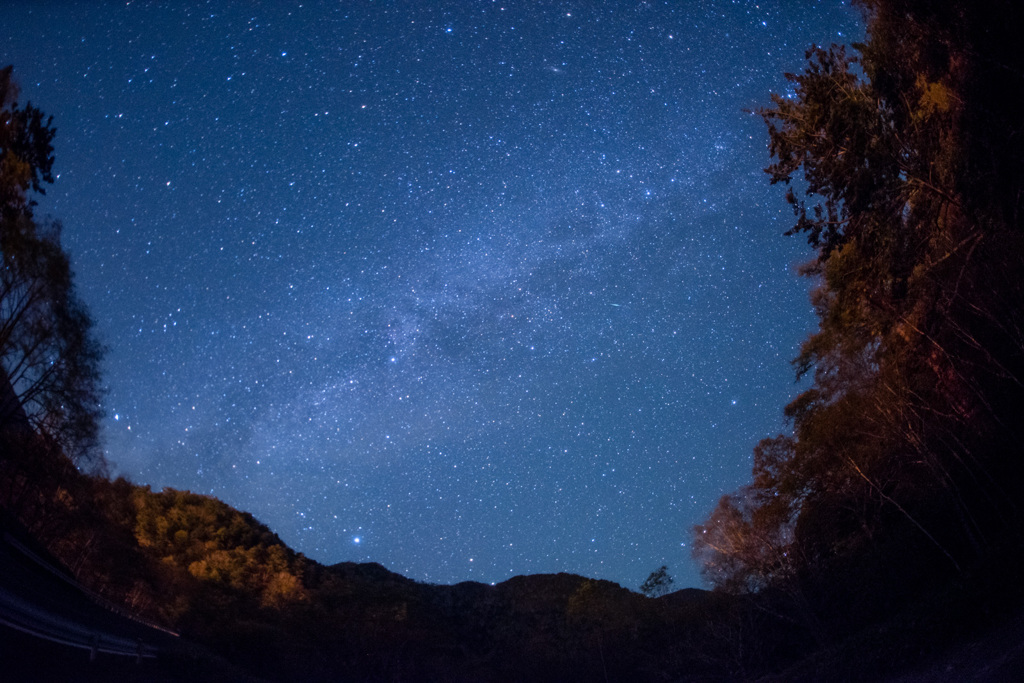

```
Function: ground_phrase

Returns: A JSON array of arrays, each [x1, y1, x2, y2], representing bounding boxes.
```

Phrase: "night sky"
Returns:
[[2, 1, 862, 590]]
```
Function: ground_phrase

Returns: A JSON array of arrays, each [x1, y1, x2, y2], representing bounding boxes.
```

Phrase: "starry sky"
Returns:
[[2, 1, 862, 590]]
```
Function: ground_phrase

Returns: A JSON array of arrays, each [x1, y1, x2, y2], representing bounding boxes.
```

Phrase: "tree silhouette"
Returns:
[[639, 565, 674, 598], [0, 65, 104, 465]]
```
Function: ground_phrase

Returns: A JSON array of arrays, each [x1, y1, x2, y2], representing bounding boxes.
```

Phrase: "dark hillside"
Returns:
[[1, 457, 774, 681], [5, 446, 1024, 681]]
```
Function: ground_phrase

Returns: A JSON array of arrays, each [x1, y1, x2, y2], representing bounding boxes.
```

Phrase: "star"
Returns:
[[0, 0, 863, 590]]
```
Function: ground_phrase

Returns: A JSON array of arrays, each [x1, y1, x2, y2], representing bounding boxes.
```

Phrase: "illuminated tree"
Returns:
[[695, 0, 1024, 601], [693, 441, 799, 593]]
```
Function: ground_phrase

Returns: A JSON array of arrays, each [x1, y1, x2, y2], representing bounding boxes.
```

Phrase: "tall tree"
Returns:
[[694, 0, 1024, 602], [0, 65, 104, 465]]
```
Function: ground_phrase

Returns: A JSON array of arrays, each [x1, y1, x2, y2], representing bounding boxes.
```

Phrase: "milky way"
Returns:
[[1, 2, 862, 589]]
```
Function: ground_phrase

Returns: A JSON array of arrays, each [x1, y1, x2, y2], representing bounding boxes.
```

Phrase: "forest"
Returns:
[[3, 1, 1024, 680]]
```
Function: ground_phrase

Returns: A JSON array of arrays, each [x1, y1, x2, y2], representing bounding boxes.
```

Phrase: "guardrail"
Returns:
[[0, 584, 158, 661], [2, 530, 178, 637], [0, 526, 176, 662]]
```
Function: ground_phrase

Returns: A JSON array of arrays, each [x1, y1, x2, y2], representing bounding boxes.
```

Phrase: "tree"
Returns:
[[0, 65, 104, 465], [639, 565, 674, 598], [694, 0, 1024, 605], [133, 487, 308, 612]]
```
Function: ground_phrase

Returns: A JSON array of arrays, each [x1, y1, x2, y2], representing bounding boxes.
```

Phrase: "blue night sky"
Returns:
[[1, 1, 862, 590]]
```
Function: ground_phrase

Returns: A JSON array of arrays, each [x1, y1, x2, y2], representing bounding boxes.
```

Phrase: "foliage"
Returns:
[[694, 0, 1024, 623], [19, 465, 766, 681], [639, 565, 675, 598], [0, 66, 54, 221], [132, 486, 308, 609], [0, 65, 104, 465]]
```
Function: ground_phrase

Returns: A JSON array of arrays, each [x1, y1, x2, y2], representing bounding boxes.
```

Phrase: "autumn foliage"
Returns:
[[694, 0, 1024, 637]]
